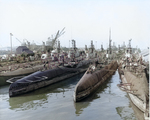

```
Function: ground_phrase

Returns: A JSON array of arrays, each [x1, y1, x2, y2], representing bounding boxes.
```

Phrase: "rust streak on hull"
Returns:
[[73, 61, 118, 102]]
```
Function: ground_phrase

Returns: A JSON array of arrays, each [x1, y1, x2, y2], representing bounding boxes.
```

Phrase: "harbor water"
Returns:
[[0, 70, 137, 120]]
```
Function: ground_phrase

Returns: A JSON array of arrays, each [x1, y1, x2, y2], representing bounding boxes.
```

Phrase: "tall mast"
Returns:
[[109, 28, 111, 41], [109, 28, 112, 54]]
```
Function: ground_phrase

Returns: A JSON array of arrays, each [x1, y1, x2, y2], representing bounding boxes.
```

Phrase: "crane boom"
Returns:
[[51, 27, 65, 49], [16, 38, 22, 44]]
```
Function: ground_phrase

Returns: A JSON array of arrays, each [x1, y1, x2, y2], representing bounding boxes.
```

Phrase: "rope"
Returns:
[[117, 83, 138, 95]]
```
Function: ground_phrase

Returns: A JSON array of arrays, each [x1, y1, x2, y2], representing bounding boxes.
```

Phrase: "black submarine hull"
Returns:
[[9, 67, 82, 97]]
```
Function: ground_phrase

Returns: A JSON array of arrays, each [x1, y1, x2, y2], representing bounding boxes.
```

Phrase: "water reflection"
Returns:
[[0, 76, 10, 86], [8, 74, 83, 111], [116, 106, 136, 120], [116, 72, 137, 120], [74, 102, 90, 115], [9, 94, 48, 111]]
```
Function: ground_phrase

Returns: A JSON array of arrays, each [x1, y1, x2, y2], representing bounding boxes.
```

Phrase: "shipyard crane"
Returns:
[[16, 38, 26, 46], [22, 39, 31, 49], [24, 39, 30, 45], [16, 38, 22, 44], [51, 27, 65, 49]]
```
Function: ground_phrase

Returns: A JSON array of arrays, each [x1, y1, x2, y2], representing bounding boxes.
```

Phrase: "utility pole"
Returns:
[[10, 33, 13, 55]]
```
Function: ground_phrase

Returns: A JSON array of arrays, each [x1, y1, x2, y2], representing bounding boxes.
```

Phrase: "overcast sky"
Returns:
[[0, 0, 149, 50]]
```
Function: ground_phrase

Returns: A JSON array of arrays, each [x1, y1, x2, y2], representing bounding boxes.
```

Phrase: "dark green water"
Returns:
[[0, 71, 137, 120]]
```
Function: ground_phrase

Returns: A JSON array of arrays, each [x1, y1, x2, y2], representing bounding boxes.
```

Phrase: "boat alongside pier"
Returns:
[[117, 53, 149, 119]]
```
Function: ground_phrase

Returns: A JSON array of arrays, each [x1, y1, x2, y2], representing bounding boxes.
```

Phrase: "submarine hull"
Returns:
[[74, 61, 118, 102]]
